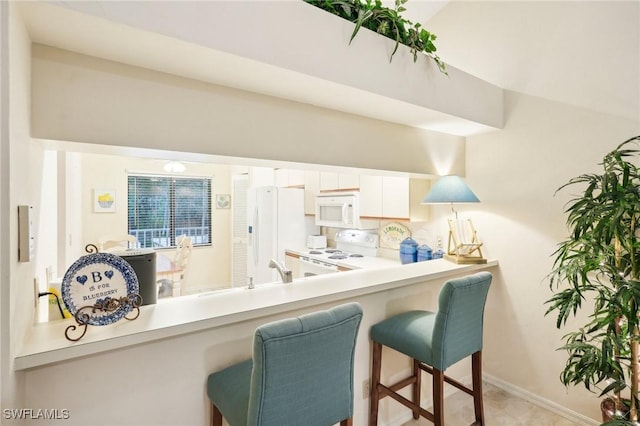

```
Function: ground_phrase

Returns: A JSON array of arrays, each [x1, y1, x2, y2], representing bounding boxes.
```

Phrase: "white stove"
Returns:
[[298, 230, 379, 276]]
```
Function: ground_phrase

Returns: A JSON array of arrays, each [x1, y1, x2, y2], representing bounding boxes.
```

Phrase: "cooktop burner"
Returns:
[[325, 249, 342, 253], [309, 250, 323, 255], [328, 254, 348, 260], [349, 254, 364, 258]]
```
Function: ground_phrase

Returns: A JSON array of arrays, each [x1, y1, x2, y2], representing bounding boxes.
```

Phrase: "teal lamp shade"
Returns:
[[422, 175, 480, 204]]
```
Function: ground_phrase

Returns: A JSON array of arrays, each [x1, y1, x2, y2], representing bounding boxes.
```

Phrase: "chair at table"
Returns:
[[97, 234, 138, 252], [369, 271, 492, 426], [157, 235, 193, 298], [207, 302, 363, 426]]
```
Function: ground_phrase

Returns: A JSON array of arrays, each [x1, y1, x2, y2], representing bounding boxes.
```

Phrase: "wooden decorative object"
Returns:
[[445, 218, 487, 264]]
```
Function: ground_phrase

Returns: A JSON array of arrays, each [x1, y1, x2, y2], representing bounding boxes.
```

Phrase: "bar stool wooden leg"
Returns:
[[370, 342, 382, 426], [433, 368, 445, 426], [412, 358, 421, 420], [472, 351, 485, 425], [211, 402, 222, 426]]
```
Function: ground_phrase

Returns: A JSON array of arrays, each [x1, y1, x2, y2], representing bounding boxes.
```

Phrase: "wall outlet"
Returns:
[[362, 379, 370, 399]]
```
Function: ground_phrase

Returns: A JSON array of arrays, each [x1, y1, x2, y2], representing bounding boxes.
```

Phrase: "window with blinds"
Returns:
[[127, 175, 212, 248]]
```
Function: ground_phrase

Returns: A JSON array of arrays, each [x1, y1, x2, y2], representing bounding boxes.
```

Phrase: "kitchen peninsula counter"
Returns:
[[284, 248, 402, 270], [15, 259, 498, 371]]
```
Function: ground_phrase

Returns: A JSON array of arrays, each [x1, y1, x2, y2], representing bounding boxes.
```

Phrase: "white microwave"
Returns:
[[315, 192, 361, 228]]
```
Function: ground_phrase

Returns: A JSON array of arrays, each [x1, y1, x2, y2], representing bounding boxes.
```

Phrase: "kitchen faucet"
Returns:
[[268, 259, 293, 283]]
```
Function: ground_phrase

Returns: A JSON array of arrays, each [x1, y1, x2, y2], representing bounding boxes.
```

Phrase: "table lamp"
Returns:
[[422, 175, 486, 264]]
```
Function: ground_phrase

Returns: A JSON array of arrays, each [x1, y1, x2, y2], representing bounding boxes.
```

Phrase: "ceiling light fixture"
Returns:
[[163, 161, 186, 173]]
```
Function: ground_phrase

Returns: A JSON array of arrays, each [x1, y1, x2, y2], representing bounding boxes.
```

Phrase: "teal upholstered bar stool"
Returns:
[[207, 302, 363, 426], [369, 272, 492, 426]]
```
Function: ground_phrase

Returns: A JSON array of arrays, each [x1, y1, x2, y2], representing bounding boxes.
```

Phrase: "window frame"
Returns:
[[127, 173, 212, 249]]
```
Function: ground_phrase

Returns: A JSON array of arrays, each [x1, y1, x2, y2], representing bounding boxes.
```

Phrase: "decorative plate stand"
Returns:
[[61, 244, 142, 342]]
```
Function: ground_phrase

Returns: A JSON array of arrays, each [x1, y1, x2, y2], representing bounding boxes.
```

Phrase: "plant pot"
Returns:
[[601, 397, 630, 422]]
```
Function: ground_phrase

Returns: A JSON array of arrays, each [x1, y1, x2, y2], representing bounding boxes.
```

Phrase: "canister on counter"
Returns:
[[417, 244, 433, 261], [399, 237, 418, 264]]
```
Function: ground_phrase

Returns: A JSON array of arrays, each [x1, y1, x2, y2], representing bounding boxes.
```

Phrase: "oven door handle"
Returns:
[[299, 257, 339, 272]]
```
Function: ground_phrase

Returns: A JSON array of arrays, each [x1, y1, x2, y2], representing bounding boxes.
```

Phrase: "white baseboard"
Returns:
[[483, 374, 599, 426], [381, 374, 601, 426], [377, 374, 599, 426]]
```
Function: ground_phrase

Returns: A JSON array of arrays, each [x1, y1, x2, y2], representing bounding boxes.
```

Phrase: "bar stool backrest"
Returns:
[[432, 272, 492, 370], [247, 302, 363, 426]]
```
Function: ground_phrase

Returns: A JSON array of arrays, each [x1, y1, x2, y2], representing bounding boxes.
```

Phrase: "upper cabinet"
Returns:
[[319, 172, 359, 191], [359, 175, 383, 217], [278, 168, 429, 220], [274, 169, 305, 187], [360, 176, 429, 221], [275, 168, 316, 214], [303, 171, 320, 215]]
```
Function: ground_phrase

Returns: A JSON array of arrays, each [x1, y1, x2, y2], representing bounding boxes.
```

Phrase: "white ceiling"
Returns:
[[19, 0, 640, 135]]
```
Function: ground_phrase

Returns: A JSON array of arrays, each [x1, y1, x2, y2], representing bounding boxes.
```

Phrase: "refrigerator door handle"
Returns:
[[253, 206, 259, 265]]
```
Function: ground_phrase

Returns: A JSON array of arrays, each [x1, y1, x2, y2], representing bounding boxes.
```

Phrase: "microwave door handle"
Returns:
[[342, 203, 349, 225]]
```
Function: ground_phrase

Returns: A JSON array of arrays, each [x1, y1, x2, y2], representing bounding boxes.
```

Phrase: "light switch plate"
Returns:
[[18, 205, 34, 262]]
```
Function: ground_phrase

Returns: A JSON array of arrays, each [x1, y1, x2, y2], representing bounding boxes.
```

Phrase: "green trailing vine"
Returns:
[[305, 0, 447, 75]]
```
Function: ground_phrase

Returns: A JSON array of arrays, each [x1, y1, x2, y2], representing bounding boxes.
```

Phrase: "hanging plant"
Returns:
[[304, 0, 447, 75]]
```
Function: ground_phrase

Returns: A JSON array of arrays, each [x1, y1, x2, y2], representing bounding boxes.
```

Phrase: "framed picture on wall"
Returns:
[[216, 194, 231, 209], [93, 188, 116, 213]]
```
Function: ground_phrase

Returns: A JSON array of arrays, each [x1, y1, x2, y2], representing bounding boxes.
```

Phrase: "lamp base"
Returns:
[[445, 253, 487, 264]]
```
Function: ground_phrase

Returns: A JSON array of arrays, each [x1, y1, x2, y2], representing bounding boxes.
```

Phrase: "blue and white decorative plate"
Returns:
[[61, 252, 139, 326]]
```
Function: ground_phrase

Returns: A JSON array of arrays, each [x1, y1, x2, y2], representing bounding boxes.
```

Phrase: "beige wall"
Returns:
[[462, 91, 640, 420], [79, 153, 233, 292], [30, 45, 466, 177], [2, 2, 56, 411], [0, 0, 11, 411]]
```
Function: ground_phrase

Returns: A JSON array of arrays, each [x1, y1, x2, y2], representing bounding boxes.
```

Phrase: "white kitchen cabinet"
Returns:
[[339, 173, 360, 190], [274, 169, 305, 187], [275, 170, 321, 216], [285, 252, 301, 279], [359, 175, 383, 217], [304, 171, 320, 215], [359, 176, 430, 221], [382, 177, 411, 219], [319, 172, 359, 191]]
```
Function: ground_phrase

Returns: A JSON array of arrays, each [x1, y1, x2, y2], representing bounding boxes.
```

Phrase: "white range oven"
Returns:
[[299, 256, 339, 277], [296, 230, 379, 277]]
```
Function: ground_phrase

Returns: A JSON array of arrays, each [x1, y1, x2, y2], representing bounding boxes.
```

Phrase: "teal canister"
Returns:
[[399, 237, 418, 264]]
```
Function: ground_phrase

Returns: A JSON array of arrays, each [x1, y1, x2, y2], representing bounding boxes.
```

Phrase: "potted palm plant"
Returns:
[[546, 135, 640, 424]]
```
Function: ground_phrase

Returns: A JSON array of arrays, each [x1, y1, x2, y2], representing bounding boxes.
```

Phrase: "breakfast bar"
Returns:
[[16, 259, 497, 371], [16, 258, 497, 426]]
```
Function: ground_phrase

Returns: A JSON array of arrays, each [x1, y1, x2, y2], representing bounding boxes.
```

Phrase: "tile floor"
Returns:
[[401, 382, 583, 426]]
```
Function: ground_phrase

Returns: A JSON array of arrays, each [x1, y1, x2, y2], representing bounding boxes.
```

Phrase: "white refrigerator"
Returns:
[[247, 186, 306, 285]]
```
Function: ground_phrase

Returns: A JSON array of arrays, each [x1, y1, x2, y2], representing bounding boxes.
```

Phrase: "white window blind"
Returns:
[[127, 175, 212, 248]]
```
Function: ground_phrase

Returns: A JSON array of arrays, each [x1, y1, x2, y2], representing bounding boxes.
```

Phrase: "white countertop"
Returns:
[[15, 258, 498, 371]]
